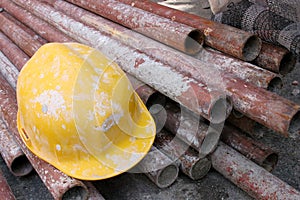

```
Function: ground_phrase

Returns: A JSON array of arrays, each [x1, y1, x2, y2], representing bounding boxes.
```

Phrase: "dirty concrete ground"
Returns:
[[0, 0, 299, 199]]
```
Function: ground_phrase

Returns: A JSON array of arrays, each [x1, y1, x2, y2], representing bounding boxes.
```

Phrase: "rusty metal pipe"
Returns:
[[154, 129, 211, 180], [136, 146, 179, 188], [0, 12, 41, 56], [0, 169, 15, 200], [64, 0, 204, 55], [0, 116, 32, 176], [0, 73, 89, 200], [221, 125, 278, 172], [195, 47, 283, 90], [13, 0, 233, 123], [0, 0, 74, 43], [117, 0, 262, 61], [211, 142, 300, 199], [1, 11, 47, 45], [253, 42, 297, 75], [50, 0, 280, 91], [0, 31, 28, 71]]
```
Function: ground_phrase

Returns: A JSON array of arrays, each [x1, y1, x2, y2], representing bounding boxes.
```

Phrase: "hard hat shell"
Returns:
[[17, 43, 156, 180]]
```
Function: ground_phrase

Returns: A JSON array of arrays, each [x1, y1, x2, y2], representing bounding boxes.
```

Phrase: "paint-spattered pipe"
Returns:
[[50, 0, 280, 92], [253, 42, 297, 75], [1, 11, 47, 45], [0, 52, 19, 89], [0, 0, 74, 43], [0, 32, 28, 71], [65, 0, 204, 55], [137, 146, 179, 188], [155, 129, 211, 180], [0, 170, 15, 200], [13, 0, 232, 123], [0, 13, 41, 56], [117, 0, 262, 61], [195, 47, 283, 90], [0, 74, 89, 200], [0, 117, 32, 176], [211, 142, 300, 200], [221, 125, 278, 172]]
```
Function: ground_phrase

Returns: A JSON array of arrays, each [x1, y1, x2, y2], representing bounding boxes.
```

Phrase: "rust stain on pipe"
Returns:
[[0, 169, 15, 200], [211, 142, 300, 200], [221, 125, 278, 172], [253, 42, 297, 75], [136, 146, 179, 188], [49, 0, 279, 92], [0, 12, 41, 56], [195, 47, 283, 90], [0, 31, 29, 71], [64, 0, 204, 55], [0, 117, 32, 176], [155, 129, 211, 180], [0, 73, 89, 200], [0, 0, 74, 43], [13, 0, 232, 123], [118, 0, 262, 61]]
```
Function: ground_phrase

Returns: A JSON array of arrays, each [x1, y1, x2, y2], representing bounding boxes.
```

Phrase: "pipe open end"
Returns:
[[279, 52, 296, 75], [62, 185, 89, 200], [199, 130, 220, 157], [242, 35, 262, 61], [210, 96, 233, 124], [262, 153, 278, 172], [11, 155, 33, 176], [190, 158, 211, 180], [267, 77, 283, 92], [288, 111, 300, 135], [185, 30, 204, 55], [156, 164, 178, 188]]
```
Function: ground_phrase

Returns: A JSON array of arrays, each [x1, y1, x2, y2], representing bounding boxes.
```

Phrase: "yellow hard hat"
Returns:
[[17, 43, 156, 180]]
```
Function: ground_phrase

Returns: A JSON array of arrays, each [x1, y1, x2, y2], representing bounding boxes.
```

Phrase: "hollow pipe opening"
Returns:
[[11, 155, 33, 176], [185, 30, 204, 55], [146, 92, 166, 109], [156, 164, 178, 188], [190, 158, 211, 180], [210, 96, 232, 124], [262, 153, 278, 172], [279, 52, 296, 75], [199, 129, 220, 157], [242, 35, 262, 61], [289, 111, 300, 135], [62, 185, 89, 200], [267, 77, 283, 92]]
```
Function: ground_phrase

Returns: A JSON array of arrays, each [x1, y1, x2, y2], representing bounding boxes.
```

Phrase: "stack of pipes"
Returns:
[[0, 0, 299, 199]]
